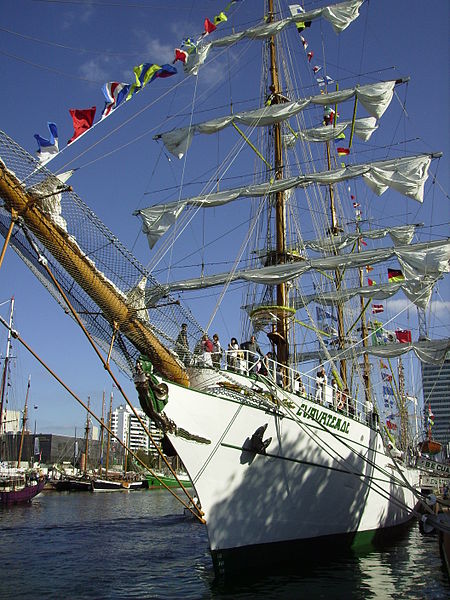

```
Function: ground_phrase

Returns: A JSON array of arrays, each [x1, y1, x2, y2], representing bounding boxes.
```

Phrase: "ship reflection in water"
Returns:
[[0, 490, 448, 599]]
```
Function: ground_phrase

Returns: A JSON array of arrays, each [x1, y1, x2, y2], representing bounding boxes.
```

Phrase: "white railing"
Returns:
[[205, 350, 368, 423]]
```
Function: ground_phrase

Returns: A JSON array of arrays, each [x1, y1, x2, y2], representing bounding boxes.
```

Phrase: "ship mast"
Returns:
[[356, 222, 371, 402], [326, 138, 347, 387], [268, 0, 288, 367], [84, 397, 90, 476], [17, 375, 31, 468], [0, 297, 14, 440], [105, 391, 113, 479], [397, 357, 409, 452]]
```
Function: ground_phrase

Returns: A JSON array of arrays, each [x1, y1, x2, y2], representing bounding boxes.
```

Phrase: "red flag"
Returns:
[[300, 36, 308, 49], [395, 330, 412, 343], [360, 238, 367, 246], [204, 18, 217, 34], [307, 51, 313, 62], [368, 278, 376, 286], [351, 195, 355, 200], [372, 304, 384, 314], [337, 147, 350, 156], [386, 420, 397, 431], [312, 65, 321, 74], [174, 48, 188, 64], [68, 107, 96, 144]]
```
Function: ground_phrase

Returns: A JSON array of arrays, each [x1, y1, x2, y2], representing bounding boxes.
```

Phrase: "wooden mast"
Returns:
[[99, 390, 105, 475], [397, 358, 409, 452], [268, 0, 288, 367], [17, 376, 31, 468], [0, 297, 14, 440], [84, 397, 90, 476], [105, 391, 113, 479], [326, 137, 347, 388], [356, 223, 371, 402], [0, 164, 189, 387]]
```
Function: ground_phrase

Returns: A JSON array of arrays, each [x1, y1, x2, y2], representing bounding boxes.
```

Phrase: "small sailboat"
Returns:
[[418, 404, 442, 455], [0, 300, 44, 505]]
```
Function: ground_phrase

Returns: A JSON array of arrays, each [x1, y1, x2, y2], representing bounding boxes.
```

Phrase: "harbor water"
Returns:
[[0, 489, 448, 599]]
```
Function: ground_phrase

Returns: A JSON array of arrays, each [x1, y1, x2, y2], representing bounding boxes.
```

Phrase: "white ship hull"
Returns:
[[163, 369, 419, 575]]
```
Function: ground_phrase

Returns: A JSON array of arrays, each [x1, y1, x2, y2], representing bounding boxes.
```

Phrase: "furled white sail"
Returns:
[[271, 276, 435, 311], [283, 117, 378, 148], [184, 0, 364, 75], [157, 83, 394, 158], [136, 155, 435, 248], [295, 338, 450, 365], [145, 239, 450, 303], [303, 224, 421, 253], [125, 276, 150, 325], [27, 170, 74, 232]]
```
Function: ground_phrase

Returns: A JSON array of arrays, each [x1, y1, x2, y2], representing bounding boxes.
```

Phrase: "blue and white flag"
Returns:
[[316, 306, 337, 322], [101, 82, 130, 119], [383, 385, 394, 396], [34, 122, 59, 163], [316, 75, 334, 87]]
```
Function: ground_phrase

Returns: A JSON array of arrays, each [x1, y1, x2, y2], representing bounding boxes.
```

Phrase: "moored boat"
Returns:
[[145, 472, 192, 489], [0, 472, 45, 505], [91, 477, 123, 492]]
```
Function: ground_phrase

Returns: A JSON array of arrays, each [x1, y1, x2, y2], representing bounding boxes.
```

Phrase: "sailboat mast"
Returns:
[[357, 224, 371, 402], [84, 397, 90, 476], [0, 297, 14, 438], [105, 391, 113, 478], [99, 390, 105, 475], [268, 0, 288, 366], [326, 135, 346, 386], [397, 357, 408, 451], [17, 375, 31, 467]]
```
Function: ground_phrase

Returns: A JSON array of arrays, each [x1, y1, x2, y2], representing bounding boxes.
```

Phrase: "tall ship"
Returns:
[[0, 0, 448, 577]]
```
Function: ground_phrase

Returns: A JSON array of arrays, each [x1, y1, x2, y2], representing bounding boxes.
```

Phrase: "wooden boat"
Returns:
[[145, 472, 192, 489], [418, 439, 442, 455], [91, 477, 123, 492], [0, 474, 45, 505]]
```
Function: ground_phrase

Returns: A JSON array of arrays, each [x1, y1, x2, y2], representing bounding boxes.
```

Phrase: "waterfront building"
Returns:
[[110, 404, 162, 455], [421, 358, 450, 449], [0, 432, 103, 465], [2, 409, 21, 433]]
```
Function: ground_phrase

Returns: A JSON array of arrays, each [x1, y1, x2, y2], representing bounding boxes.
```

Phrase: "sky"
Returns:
[[0, 0, 448, 436]]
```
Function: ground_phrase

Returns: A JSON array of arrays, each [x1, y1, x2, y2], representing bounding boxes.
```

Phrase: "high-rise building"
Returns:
[[110, 404, 162, 454], [421, 358, 450, 447]]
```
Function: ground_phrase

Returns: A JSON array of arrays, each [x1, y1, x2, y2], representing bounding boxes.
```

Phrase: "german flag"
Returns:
[[388, 268, 404, 282]]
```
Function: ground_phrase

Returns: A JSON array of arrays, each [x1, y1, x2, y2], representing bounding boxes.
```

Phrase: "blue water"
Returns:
[[0, 489, 448, 599]]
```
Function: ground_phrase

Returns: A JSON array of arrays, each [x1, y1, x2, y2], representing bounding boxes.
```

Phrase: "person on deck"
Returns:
[[314, 367, 327, 404], [331, 378, 338, 408], [175, 323, 190, 366], [365, 397, 375, 427], [211, 334, 222, 368], [194, 334, 214, 367], [341, 388, 350, 415], [227, 337, 239, 372], [241, 335, 263, 373], [201, 334, 214, 366]]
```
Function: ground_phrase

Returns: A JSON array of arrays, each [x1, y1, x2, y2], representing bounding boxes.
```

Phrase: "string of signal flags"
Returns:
[[34, 1, 240, 165]]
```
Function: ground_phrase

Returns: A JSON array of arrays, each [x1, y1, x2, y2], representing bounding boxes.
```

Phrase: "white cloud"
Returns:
[[79, 56, 113, 83], [62, 3, 95, 30]]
